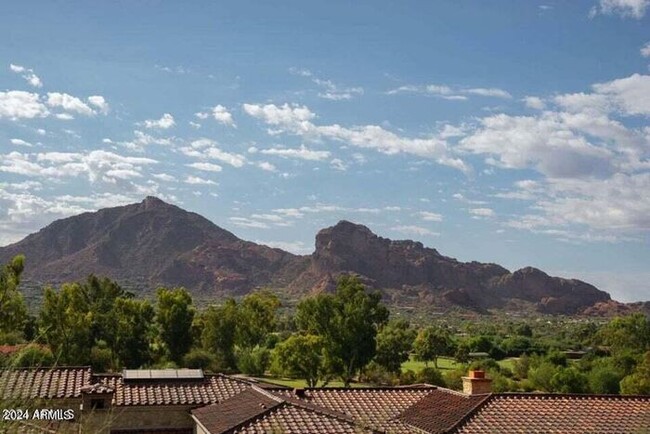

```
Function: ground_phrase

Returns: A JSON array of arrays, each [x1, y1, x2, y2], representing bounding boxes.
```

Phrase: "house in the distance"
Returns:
[[0, 367, 648, 433]]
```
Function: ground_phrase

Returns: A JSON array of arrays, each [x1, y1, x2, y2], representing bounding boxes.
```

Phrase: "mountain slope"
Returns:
[[0, 197, 614, 314]]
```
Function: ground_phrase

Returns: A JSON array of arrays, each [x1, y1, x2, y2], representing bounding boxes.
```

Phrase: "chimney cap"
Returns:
[[469, 370, 485, 379]]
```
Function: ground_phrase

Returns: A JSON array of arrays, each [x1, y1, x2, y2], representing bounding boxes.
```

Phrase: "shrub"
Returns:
[[11, 344, 55, 368], [236, 346, 270, 376], [416, 367, 446, 387], [183, 349, 217, 370]]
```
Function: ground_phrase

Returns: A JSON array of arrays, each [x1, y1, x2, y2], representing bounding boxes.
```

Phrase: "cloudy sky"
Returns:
[[1, 1, 649, 301]]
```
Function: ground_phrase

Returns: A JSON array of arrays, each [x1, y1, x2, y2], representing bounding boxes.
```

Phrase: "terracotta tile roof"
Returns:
[[277, 387, 437, 432], [397, 388, 490, 434], [194, 386, 377, 434], [453, 394, 650, 434], [192, 388, 283, 433], [229, 403, 372, 433], [0, 367, 91, 401], [96, 373, 253, 406]]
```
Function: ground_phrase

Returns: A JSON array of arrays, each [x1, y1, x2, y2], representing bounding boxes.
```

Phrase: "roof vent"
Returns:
[[293, 388, 306, 398]]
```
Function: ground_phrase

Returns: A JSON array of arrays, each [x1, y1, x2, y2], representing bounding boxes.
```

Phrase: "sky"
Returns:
[[1, 0, 649, 302]]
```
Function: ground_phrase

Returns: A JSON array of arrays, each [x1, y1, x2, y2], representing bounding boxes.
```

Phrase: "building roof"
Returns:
[[192, 386, 378, 434], [96, 372, 254, 406], [397, 388, 490, 434], [274, 387, 442, 433], [0, 366, 91, 401], [452, 393, 650, 434]]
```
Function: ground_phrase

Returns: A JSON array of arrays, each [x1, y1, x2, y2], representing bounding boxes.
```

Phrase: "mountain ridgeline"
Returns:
[[0, 197, 614, 314]]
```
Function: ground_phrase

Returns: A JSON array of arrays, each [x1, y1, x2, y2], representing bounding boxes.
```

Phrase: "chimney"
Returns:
[[462, 370, 492, 395]]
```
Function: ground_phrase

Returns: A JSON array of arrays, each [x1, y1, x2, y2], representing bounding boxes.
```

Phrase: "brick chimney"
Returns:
[[462, 370, 492, 395]]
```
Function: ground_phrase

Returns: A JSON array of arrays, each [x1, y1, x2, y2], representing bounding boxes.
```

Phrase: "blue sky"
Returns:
[[1, 1, 649, 301]]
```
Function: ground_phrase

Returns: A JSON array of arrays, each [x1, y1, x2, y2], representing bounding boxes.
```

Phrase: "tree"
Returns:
[[201, 299, 239, 369], [273, 334, 327, 387], [374, 320, 416, 374], [589, 365, 622, 394], [236, 291, 280, 349], [156, 288, 195, 364], [597, 313, 650, 356], [295, 275, 389, 386], [0, 255, 28, 338], [413, 326, 453, 369], [620, 351, 650, 395], [550, 367, 588, 393], [38, 283, 93, 364], [113, 297, 155, 368]]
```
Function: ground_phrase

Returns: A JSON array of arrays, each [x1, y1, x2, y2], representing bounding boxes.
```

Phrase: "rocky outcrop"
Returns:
[[0, 198, 620, 314]]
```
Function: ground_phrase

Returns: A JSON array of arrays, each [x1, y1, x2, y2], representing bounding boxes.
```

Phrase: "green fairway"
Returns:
[[401, 356, 460, 372], [256, 377, 373, 388]]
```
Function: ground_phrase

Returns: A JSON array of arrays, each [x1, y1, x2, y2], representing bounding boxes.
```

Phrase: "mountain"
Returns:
[[0, 197, 616, 314], [0, 197, 307, 296]]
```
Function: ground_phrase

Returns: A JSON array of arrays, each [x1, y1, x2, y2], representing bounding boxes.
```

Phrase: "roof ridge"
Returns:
[[220, 399, 286, 434], [442, 393, 494, 434], [494, 392, 650, 400]]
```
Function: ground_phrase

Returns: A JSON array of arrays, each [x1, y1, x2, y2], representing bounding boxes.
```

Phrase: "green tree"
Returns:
[[201, 299, 239, 369], [113, 297, 155, 368], [374, 320, 416, 374], [38, 283, 93, 364], [156, 287, 195, 364], [620, 351, 650, 395], [0, 255, 28, 338], [413, 326, 453, 369], [528, 361, 558, 392], [236, 291, 280, 349], [550, 367, 588, 393], [597, 313, 650, 356], [11, 344, 55, 367], [295, 275, 389, 386], [273, 334, 327, 387], [589, 365, 622, 394]]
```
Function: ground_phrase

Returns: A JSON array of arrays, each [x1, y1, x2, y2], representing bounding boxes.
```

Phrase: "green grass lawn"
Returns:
[[498, 357, 518, 371], [401, 356, 460, 373], [256, 376, 373, 388]]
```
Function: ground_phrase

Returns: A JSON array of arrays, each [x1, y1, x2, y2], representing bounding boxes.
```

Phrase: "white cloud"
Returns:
[[0, 91, 49, 119], [386, 83, 510, 99], [185, 175, 216, 185], [642, 42, 650, 58], [0, 150, 157, 183], [142, 113, 176, 129], [391, 225, 440, 237], [590, 0, 649, 18], [152, 173, 176, 182], [289, 68, 364, 100], [9, 63, 42, 88], [180, 139, 247, 168], [195, 105, 235, 126], [459, 112, 617, 178], [257, 161, 276, 171], [257, 240, 312, 254], [243, 103, 468, 172], [523, 96, 546, 110], [259, 145, 331, 161], [464, 88, 512, 99], [10, 139, 33, 147], [46, 92, 94, 116], [417, 211, 443, 222], [187, 162, 223, 172], [330, 158, 347, 171], [469, 208, 495, 217], [88, 95, 109, 114], [592, 73, 650, 116], [229, 217, 270, 229]]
